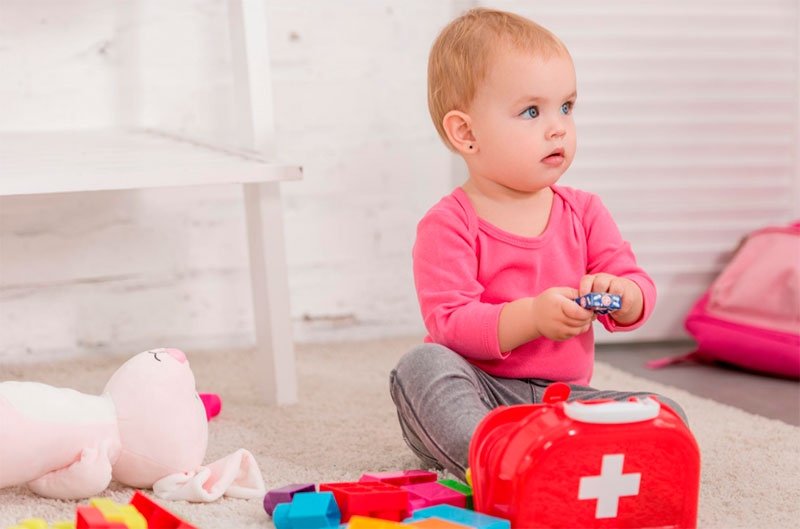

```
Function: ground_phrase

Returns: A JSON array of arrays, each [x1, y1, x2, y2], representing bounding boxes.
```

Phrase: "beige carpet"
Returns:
[[1, 336, 798, 528]]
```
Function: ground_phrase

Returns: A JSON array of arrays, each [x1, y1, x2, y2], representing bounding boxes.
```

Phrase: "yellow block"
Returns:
[[6, 519, 47, 529], [14, 520, 47, 529], [5, 521, 74, 529], [89, 498, 146, 529]]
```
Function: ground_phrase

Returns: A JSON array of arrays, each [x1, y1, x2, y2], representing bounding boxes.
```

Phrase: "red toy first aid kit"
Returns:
[[469, 384, 700, 529]]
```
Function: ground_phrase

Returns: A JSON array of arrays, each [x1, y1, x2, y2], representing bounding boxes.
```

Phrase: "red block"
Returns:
[[359, 470, 438, 487], [129, 491, 198, 529], [319, 481, 408, 522], [75, 507, 128, 529]]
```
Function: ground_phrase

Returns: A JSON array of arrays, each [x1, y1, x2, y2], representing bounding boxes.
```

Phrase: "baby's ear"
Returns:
[[442, 110, 477, 155]]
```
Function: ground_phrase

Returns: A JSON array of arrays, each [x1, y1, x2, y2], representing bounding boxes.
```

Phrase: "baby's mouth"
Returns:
[[542, 148, 565, 163]]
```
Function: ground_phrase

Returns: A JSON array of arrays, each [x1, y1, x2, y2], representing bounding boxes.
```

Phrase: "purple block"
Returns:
[[264, 483, 316, 516]]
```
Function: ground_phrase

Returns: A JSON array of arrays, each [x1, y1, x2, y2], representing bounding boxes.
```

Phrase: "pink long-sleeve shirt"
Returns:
[[413, 185, 656, 385]]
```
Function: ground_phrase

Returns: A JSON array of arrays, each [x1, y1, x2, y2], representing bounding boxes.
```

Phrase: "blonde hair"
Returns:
[[428, 8, 570, 151]]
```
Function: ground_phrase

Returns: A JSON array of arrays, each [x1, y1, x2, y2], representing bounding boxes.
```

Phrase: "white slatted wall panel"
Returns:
[[466, 0, 800, 342]]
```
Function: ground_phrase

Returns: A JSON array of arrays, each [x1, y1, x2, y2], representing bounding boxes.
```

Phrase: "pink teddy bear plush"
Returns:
[[0, 348, 264, 502]]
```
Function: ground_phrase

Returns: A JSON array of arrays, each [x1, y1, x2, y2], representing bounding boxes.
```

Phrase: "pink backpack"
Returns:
[[650, 221, 800, 378]]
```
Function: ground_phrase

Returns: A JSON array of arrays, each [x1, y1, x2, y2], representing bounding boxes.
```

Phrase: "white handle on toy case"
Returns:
[[564, 397, 660, 424]]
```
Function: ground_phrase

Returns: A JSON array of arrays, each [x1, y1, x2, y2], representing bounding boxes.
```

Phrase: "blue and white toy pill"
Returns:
[[574, 293, 621, 314]]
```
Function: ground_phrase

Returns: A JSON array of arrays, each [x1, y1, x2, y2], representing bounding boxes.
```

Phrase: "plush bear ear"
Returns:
[[105, 349, 208, 488]]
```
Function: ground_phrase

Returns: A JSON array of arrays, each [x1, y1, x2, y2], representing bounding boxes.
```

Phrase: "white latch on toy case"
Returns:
[[564, 397, 661, 424]]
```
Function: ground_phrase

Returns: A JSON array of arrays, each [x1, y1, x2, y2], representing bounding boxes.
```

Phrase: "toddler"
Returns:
[[389, 7, 688, 481]]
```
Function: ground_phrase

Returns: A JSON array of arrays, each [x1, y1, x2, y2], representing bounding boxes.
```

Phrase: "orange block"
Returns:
[[345, 515, 406, 528], [409, 517, 475, 529]]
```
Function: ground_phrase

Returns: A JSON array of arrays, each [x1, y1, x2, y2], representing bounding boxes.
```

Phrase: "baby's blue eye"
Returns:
[[560, 102, 572, 115], [521, 106, 539, 119]]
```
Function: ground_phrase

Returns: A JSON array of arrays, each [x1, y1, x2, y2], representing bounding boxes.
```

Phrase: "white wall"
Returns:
[[0, 0, 451, 360], [483, 0, 800, 343], [0, 0, 798, 360]]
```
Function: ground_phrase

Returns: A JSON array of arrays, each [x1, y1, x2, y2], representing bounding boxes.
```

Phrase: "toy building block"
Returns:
[[437, 480, 473, 510], [404, 505, 509, 529], [405, 518, 475, 529], [76, 507, 128, 529], [6, 520, 45, 529], [6, 520, 48, 529], [345, 515, 473, 529], [359, 470, 438, 488], [574, 293, 622, 314], [90, 499, 145, 529], [7, 520, 75, 529], [346, 515, 408, 529], [128, 491, 197, 529], [402, 481, 467, 512], [272, 491, 341, 529], [264, 483, 317, 516], [319, 481, 409, 522]]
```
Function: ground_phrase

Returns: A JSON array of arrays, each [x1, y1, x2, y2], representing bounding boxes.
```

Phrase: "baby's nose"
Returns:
[[164, 348, 187, 363]]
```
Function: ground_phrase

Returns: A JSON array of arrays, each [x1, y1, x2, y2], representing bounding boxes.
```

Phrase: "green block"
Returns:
[[438, 479, 474, 510]]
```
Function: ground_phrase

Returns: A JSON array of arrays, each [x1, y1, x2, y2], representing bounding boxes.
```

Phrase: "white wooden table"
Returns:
[[0, 0, 301, 405], [0, 128, 301, 405]]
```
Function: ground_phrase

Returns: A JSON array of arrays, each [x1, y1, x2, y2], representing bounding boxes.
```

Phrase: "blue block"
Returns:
[[405, 504, 509, 529], [273, 491, 340, 529]]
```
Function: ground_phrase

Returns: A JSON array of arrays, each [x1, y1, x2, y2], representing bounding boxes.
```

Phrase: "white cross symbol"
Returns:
[[578, 454, 641, 519]]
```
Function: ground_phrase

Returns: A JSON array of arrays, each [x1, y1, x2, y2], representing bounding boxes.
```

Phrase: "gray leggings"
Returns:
[[389, 343, 688, 482]]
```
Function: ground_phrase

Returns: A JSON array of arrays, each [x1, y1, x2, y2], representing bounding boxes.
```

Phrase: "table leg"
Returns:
[[243, 181, 297, 404]]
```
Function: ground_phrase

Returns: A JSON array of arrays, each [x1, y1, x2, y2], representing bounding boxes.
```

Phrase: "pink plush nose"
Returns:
[[165, 348, 187, 363]]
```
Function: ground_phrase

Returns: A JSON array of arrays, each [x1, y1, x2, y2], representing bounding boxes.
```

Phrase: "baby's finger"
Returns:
[[563, 317, 593, 335], [607, 276, 629, 296], [563, 300, 595, 323], [552, 286, 580, 299], [579, 275, 596, 296], [591, 274, 614, 294]]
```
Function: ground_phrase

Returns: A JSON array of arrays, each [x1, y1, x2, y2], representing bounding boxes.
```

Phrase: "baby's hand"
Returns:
[[532, 287, 595, 341], [579, 273, 643, 325]]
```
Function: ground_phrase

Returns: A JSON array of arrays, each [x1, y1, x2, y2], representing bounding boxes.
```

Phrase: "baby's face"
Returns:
[[466, 47, 577, 194]]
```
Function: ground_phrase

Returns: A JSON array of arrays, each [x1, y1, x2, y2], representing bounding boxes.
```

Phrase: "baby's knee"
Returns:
[[393, 343, 460, 377], [391, 343, 469, 394]]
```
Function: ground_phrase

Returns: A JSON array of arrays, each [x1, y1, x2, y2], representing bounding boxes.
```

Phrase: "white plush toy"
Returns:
[[0, 348, 265, 502]]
